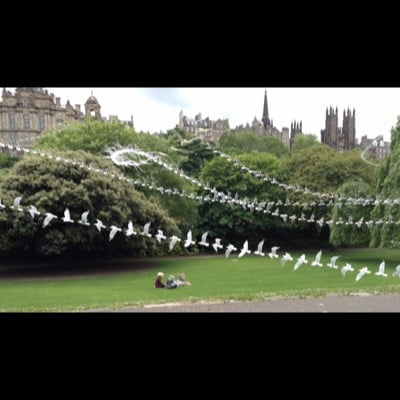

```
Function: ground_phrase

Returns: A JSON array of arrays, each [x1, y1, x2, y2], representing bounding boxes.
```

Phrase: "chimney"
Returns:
[[56, 97, 61, 106]]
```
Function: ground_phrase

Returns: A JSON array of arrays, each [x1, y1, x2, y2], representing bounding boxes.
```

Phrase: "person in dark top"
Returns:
[[155, 272, 165, 288]]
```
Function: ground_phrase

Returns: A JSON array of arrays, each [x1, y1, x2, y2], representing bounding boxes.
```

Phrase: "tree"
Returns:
[[281, 145, 376, 193], [330, 181, 374, 248], [196, 152, 288, 249], [0, 151, 180, 261], [291, 133, 319, 153], [260, 136, 289, 158], [370, 116, 400, 248], [36, 119, 138, 154]]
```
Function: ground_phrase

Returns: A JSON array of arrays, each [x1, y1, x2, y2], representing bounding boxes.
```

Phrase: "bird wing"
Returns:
[[379, 261, 385, 274], [257, 240, 265, 253], [293, 259, 302, 271], [143, 222, 151, 234], [14, 196, 22, 207], [201, 232, 208, 243], [81, 211, 89, 222]]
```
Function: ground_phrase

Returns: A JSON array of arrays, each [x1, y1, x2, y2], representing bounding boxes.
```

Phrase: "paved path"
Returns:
[[90, 293, 400, 312]]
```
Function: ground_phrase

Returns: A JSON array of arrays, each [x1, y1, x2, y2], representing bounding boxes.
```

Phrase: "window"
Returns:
[[9, 132, 17, 145], [39, 114, 45, 130], [23, 114, 30, 130], [9, 114, 16, 130], [24, 133, 31, 145]]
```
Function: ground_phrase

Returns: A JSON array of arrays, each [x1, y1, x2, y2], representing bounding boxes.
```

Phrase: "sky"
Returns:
[[8, 87, 400, 142]]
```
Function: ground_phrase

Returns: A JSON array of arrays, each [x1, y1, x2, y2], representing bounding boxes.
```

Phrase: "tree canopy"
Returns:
[[0, 151, 179, 260]]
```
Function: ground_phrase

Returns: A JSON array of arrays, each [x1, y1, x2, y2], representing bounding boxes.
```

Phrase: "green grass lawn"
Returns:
[[1, 248, 400, 312]]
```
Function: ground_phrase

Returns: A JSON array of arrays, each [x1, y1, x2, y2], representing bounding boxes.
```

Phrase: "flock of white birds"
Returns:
[[3, 194, 400, 282], [2, 141, 400, 283]]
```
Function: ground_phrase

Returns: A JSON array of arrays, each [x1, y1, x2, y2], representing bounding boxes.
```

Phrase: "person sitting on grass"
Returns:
[[176, 273, 191, 287], [154, 272, 165, 288], [165, 274, 178, 289]]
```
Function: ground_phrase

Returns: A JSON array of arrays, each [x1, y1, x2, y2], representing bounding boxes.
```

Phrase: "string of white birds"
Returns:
[[2, 193, 400, 281], [5, 142, 396, 209], [1, 143, 400, 242]]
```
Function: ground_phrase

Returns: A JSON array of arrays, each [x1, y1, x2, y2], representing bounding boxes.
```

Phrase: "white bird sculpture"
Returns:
[[212, 238, 223, 253], [225, 244, 237, 258], [254, 240, 265, 256], [28, 205, 41, 219], [281, 252, 293, 266], [140, 222, 152, 237], [109, 225, 122, 241], [169, 235, 181, 251], [184, 230, 196, 248], [238, 240, 251, 258], [393, 265, 400, 277], [126, 221, 137, 236], [42, 212, 58, 228], [62, 208, 74, 223], [311, 250, 323, 267], [327, 256, 340, 269], [341, 263, 354, 277], [293, 254, 308, 271], [355, 267, 371, 282], [198, 232, 210, 247], [94, 219, 106, 232], [78, 211, 90, 226], [375, 260, 388, 277], [268, 246, 279, 259], [155, 230, 167, 243]]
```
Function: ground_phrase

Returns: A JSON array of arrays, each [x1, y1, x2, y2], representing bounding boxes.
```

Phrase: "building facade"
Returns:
[[0, 88, 133, 147], [320, 107, 356, 151], [359, 135, 390, 159], [178, 111, 230, 142]]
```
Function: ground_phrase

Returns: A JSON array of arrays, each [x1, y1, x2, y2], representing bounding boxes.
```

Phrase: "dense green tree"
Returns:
[[291, 133, 319, 153], [281, 144, 376, 193], [0, 151, 180, 261], [172, 137, 216, 177], [260, 136, 289, 158], [219, 131, 288, 157], [0, 153, 19, 170], [330, 181, 374, 248], [370, 116, 400, 248], [196, 152, 290, 249]]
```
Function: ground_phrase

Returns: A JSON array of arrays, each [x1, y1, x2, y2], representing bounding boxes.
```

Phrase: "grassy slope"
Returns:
[[1, 248, 400, 312]]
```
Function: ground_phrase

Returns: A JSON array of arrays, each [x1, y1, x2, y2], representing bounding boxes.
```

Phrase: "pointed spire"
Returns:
[[262, 89, 270, 130]]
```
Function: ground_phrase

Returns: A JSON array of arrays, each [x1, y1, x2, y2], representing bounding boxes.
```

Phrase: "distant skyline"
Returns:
[[6, 87, 400, 142]]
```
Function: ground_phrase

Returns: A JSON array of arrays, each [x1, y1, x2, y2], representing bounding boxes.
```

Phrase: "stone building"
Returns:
[[359, 135, 390, 159], [0, 88, 133, 147], [320, 107, 356, 151], [178, 110, 229, 142]]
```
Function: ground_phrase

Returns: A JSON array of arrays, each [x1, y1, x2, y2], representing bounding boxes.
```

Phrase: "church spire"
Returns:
[[262, 89, 271, 130]]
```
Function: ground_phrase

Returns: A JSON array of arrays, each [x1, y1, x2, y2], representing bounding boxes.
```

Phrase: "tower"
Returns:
[[342, 108, 356, 150], [321, 107, 339, 149], [84, 91, 101, 120], [261, 90, 271, 132]]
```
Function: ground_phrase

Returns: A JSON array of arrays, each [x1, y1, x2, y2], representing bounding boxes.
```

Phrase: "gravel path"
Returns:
[[88, 293, 400, 312]]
